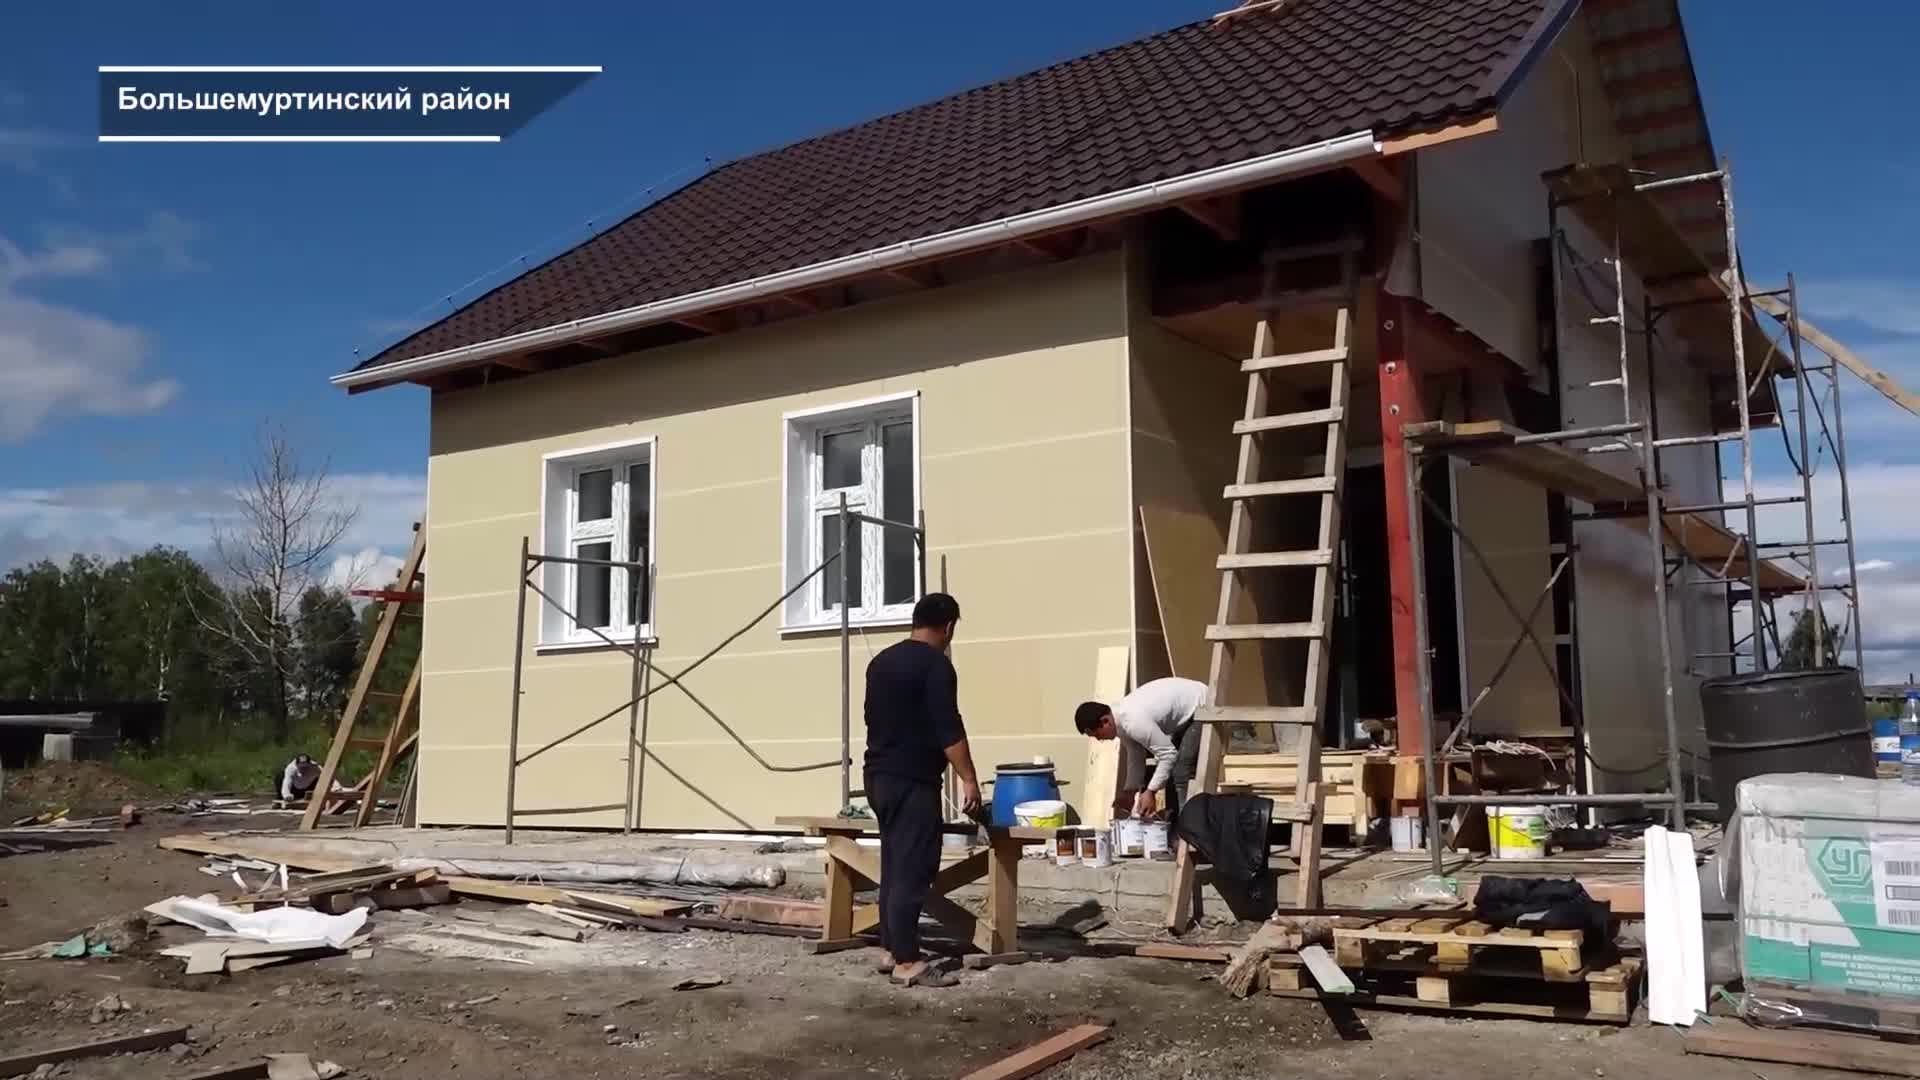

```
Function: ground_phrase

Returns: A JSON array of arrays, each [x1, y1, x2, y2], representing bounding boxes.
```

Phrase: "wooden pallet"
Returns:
[[1270, 953, 1641, 1024], [1332, 916, 1585, 979]]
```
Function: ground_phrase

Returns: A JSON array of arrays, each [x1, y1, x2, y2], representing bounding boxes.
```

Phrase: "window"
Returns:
[[783, 393, 921, 630], [540, 437, 655, 647]]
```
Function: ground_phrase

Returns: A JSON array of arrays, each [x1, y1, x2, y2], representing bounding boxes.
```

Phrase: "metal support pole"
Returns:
[[1828, 332, 1865, 672], [1722, 163, 1766, 670], [623, 621, 641, 833], [505, 536, 530, 845], [1641, 403, 1687, 830], [1786, 275, 1822, 661], [838, 494, 852, 809], [1404, 448, 1444, 876], [917, 509, 929, 598]]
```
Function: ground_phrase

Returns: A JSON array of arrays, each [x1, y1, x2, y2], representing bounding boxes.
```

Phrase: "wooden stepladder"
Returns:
[[1165, 240, 1358, 927], [300, 523, 427, 831]]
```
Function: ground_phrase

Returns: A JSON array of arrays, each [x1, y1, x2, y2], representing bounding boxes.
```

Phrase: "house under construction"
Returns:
[[326, 0, 1875, 864]]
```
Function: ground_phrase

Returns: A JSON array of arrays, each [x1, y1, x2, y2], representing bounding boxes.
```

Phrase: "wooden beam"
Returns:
[[1685, 1024, 1920, 1078], [880, 263, 940, 289], [778, 291, 825, 313], [1379, 115, 1498, 157], [1376, 292, 1428, 752], [1348, 157, 1405, 203], [1016, 229, 1083, 261], [492, 353, 548, 371], [1751, 294, 1920, 418], [1599, 66, 1695, 97], [1591, 25, 1684, 58], [959, 1024, 1111, 1080], [674, 312, 730, 334], [0, 1027, 190, 1076], [1176, 196, 1242, 241]]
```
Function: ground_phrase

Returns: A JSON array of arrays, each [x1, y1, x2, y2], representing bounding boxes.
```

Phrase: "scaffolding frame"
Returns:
[[500, 499, 927, 843], [1403, 161, 1862, 873]]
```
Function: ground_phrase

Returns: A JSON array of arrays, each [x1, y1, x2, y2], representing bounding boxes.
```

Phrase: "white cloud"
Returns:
[[1804, 279, 1920, 339], [0, 472, 426, 583], [40, 211, 202, 275]]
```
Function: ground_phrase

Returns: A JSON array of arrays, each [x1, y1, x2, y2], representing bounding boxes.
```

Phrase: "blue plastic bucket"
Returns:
[[990, 763, 1060, 826], [1874, 716, 1902, 764]]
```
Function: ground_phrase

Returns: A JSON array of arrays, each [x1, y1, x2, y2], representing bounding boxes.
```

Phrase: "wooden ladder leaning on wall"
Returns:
[[1165, 238, 1359, 927], [300, 523, 428, 831]]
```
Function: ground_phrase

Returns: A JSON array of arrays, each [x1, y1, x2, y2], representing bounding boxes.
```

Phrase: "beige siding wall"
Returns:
[[420, 254, 1134, 829]]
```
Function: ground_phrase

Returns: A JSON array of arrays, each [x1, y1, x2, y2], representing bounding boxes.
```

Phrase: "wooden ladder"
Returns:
[[1165, 241, 1358, 927], [300, 523, 427, 830]]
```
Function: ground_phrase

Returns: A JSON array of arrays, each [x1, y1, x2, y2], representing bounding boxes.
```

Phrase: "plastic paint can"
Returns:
[[1489, 805, 1550, 859], [1140, 820, 1173, 861], [1078, 830, 1113, 868], [1113, 818, 1146, 858], [1013, 799, 1068, 829], [1389, 812, 1425, 852]]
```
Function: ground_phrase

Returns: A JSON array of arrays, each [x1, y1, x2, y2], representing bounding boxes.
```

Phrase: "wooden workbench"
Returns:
[[775, 815, 1054, 955]]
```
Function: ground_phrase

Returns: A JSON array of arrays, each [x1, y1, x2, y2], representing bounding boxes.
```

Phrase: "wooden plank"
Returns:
[[1215, 549, 1331, 568], [1269, 984, 1630, 1024], [1299, 945, 1355, 994], [959, 1024, 1111, 1080], [1205, 621, 1324, 640], [0, 1026, 190, 1076], [1241, 346, 1347, 372], [1379, 115, 1499, 156], [1134, 942, 1231, 963], [1334, 924, 1584, 950], [1751, 294, 1920, 419], [560, 891, 691, 918], [178, 1063, 271, 1080], [1195, 706, 1313, 726], [310, 881, 452, 914], [1080, 645, 1130, 829], [1684, 1023, 1920, 1077], [821, 841, 858, 942], [774, 816, 1052, 841], [977, 834, 1022, 954], [1233, 406, 1344, 435], [354, 655, 422, 827]]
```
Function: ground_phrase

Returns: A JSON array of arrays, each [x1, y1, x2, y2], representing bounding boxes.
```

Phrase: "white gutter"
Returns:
[[334, 129, 1381, 389]]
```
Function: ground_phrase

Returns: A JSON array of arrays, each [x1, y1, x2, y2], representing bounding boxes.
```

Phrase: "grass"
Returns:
[[113, 722, 392, 796]]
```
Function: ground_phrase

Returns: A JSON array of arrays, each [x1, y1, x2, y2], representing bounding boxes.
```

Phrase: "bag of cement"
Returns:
[[1727, 773, 1920, 1034]]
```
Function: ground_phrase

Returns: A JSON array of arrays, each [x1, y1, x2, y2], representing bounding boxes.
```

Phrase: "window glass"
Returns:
[[576, 541, 613, 628], [820, 514, 861, 611], [881, 421, 915, 605], [576, 468, 614, 521], [820, 429, 863, 490]]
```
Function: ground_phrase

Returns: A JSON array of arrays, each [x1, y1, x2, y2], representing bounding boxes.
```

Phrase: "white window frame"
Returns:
[[781, 391, 922, 633], [538, 436, 657, 650]]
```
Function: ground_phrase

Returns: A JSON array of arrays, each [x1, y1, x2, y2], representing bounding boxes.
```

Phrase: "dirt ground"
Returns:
[[0, 815, 1860, 1079]]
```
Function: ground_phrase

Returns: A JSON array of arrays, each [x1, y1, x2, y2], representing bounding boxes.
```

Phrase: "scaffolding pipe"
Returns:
[[505, 536, 530, 845], [1829, 328, 1867, 672], [1722, 163, 1767, 669], [1404, 450, 1445, 876], [1435, 792, 1676, 806], [1786, 275, 1823, 660], [839, 494, 852, 809]]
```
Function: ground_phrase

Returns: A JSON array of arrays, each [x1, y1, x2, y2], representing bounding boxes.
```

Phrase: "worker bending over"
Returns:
[[278, 753, 321, 805], [1074, 676, 1208, 820], [863, 592, 981, 988]]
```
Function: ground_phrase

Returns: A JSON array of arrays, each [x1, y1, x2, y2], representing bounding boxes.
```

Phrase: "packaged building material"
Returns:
[[1730, 773, 1920, 1029]]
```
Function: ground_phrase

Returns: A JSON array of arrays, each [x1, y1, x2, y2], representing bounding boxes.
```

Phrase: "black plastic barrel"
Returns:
[[1700, 667, 1872, 821]]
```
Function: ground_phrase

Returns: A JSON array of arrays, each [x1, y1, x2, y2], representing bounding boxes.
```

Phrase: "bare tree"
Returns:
[[198, 425, 357, 741]]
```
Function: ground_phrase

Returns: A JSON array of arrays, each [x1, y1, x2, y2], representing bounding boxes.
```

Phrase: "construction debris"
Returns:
[[1219, 920, 1304, 998], [671, 976, 728, 991]]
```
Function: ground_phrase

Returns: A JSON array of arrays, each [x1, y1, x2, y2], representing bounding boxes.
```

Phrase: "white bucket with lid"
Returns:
[[1489, 805, 1550, 859], [1113, 818, 1147, 858], [1013, 799, 1068, 829], [1389, 812, 1424, 852], [1078, 830, 1113, 868]]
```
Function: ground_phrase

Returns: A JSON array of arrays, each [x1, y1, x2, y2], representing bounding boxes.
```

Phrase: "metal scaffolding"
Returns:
[[1403, 161, 1863, 873], [500, 500, 928, 843]]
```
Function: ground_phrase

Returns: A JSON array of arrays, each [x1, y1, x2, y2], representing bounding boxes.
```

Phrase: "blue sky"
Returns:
[[0, 2, 1916, 677]]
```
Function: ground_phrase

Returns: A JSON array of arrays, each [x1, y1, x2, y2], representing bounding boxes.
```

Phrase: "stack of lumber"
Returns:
[[1266, 915, 1643, 1023], [231, 864, 451, 915], [1220, 750, 1390, 832]]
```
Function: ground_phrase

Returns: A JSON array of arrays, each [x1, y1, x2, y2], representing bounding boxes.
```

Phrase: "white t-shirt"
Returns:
[[1111, 677, 1208, 792]]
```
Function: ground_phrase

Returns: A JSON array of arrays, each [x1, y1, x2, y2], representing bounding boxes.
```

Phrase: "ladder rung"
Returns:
[[1269, 804, 1318, 824], [366, 690, 404, 701], [1205, 622, 1325, 641], [1193, 705, 1315, 726], [1223, 477, 1336, 499], [1242, 346, 1349, 372], [1234, 407, 1343, 435], [1217, 550, 1333, 570]]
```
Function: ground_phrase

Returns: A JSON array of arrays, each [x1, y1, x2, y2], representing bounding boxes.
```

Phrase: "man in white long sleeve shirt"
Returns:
[[1074, 676, 1209, 819], [278, 753, 321, 804]]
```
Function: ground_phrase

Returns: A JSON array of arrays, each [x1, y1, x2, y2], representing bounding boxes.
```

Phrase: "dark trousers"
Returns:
[[866, 772, 942, 964]]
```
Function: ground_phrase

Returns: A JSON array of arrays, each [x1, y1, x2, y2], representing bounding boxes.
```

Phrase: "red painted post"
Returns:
[[1376, 292, 1428, 753]]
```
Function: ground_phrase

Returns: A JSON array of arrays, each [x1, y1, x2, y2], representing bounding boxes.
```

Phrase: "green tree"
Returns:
[[294, 585, 358, 719], [1780, 606, 1844, 671], [0, 560, 72, 697], [106, 547, 222, 712]]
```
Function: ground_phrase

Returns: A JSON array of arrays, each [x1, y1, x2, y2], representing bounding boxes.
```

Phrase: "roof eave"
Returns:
[[333, 129, 1385, 392]]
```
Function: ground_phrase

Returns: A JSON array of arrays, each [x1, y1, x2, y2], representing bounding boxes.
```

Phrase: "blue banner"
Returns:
[[99, 67, 599, 141]]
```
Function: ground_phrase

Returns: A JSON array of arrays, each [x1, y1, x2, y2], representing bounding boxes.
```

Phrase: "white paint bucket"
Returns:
[[1389, 813, 1424, 852], [1078, 830, 1112, 868], [1015, 799, 1068, 829], [1489, 805, 1550, 859], [1141, 820, 1173, 861], [1113, 818, 1146, 858]]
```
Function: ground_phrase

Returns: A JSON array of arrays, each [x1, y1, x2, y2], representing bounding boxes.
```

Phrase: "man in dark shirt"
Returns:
[[863, 592, 980, 987]]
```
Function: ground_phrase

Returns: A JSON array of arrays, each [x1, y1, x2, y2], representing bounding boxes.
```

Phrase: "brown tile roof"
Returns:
[[351, 0, 1568, 376]]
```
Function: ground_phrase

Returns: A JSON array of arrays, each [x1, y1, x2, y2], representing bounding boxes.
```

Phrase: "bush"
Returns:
[[114, 716, 392, 795]]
